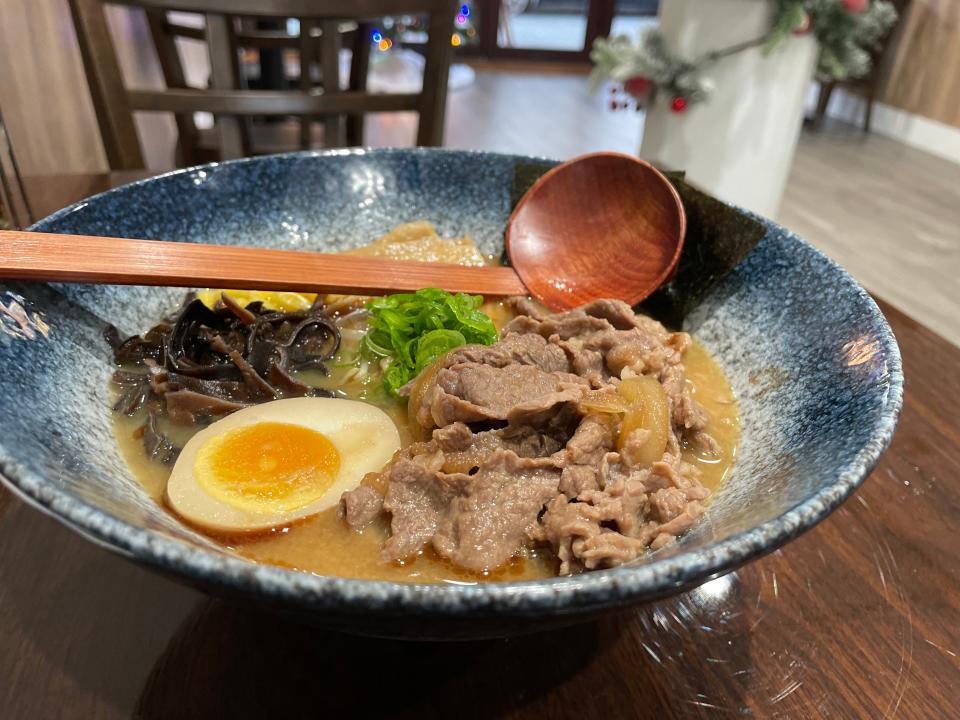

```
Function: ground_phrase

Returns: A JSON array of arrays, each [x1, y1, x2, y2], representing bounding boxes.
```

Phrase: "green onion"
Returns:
[[362, 288, 498, 397]]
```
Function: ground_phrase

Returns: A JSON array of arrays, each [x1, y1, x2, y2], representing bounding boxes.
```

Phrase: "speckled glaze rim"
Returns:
[[3, 148, 904, 617]]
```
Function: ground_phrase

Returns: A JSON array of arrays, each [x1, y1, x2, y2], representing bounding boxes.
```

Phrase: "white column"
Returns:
[[639, 0, 817, 218]]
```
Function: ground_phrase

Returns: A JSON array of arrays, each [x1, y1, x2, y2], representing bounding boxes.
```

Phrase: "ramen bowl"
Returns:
[[0, 149, 902, 640]]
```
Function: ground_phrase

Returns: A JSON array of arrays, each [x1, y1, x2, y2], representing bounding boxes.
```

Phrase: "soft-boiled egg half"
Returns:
[[167, 397, 400, 533]]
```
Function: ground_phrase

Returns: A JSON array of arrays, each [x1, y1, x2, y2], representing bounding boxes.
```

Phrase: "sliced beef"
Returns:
[[441, 344, 515, 370], [648, 487, 689, 523], [432, 422, 475, 452], [498, 333, 571, 373], [502, 311, 609, 341], [565, 414, 616, 466], [381, 460, 470, 561], [539, 495, 653, 575], [441, 333, 569, 374], [434, 423, 564, 474], [606, 342, 652, 376], [346, 298, 719, 576], [579, 299, 645, 330], [541, 458, 706, 573], [382, 450, 561, 571], [506, 296, 547, 321], [576, 531, 651, 569], [655, 502, 704, 535], [558, 465, 599, 497], [501, 298, 668, 347], [553, 337, 607, 386], [433, 451, 561, 571], [339, 484, 384, 530], [443, 363, 564, 415], [426, 363, 586, 428]]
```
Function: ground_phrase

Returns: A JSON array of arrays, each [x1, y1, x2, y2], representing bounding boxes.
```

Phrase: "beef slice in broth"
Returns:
[[340, 298, 716, 575]]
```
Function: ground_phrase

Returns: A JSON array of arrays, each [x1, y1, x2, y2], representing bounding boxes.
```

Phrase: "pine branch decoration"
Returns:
[[592, 0, 897, 113]]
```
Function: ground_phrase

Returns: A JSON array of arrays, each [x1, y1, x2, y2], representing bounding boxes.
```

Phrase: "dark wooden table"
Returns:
[[2, 174, 959, 719]]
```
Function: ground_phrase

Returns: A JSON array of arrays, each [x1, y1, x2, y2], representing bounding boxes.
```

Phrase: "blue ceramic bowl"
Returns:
[[0, 149, 902, 640]]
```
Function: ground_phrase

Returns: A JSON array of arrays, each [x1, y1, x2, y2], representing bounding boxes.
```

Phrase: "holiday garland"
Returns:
[[591, 0, 897, 114]]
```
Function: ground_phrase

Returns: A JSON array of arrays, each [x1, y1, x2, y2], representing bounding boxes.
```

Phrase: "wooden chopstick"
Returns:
[[0, 230, 527, 297]]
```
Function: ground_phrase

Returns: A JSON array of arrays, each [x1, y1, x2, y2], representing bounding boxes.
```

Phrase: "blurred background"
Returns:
[[0, 0, 956, 343]]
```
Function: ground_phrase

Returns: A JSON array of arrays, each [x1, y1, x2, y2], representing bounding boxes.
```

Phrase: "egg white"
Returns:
[[166, 397, 400, 533]]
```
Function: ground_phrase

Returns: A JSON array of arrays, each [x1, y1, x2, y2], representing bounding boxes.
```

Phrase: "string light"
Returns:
[[451, 33, 462, 47], [461, 4, 470, 15], [456, 13, 466, 24], [371, 30, 382, 42], [378, 38, 393, 51]]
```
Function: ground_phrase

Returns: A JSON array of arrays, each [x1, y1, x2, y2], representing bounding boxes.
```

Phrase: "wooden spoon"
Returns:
[[506, 152, 685, 310], [0, 153, 684, 309]]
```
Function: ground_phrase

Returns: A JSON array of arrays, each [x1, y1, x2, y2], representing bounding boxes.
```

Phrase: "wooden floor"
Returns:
[[779, 123, 960, 349], [362, 68, 960, 347]]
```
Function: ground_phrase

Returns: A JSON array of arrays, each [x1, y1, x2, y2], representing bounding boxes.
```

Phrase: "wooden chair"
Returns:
[[811, 0, 911, 133], [150, 14, 374, 161], [68, 0, 457, 170]]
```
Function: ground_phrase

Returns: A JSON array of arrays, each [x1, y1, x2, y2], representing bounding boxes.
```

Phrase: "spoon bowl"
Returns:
[[505, 152, 686, 310]]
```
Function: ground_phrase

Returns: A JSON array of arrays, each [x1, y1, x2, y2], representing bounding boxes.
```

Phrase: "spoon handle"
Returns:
[[0, 230, 527, 297]]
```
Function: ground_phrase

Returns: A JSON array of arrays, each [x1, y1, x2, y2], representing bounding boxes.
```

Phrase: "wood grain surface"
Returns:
[[881, 0, 960, 130], [0, 230, 527, 297], [1, 174, 958, 719], [0, 0, 110, 174]]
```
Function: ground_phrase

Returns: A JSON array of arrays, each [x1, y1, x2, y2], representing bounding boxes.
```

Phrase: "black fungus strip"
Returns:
[[219, 292, 256, 325], [107, 295, 342, 433], [143, 411, 180, 465], [104, 324, 167, 364], [112, 375, 152, 416]]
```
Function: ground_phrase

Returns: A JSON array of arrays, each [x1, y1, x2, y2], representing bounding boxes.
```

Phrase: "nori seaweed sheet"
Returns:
[[507, 161, 766, 328]]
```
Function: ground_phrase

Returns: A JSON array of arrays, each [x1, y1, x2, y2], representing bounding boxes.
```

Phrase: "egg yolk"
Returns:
[[196, 289, 317, 313], [194, 422, 340, 513]]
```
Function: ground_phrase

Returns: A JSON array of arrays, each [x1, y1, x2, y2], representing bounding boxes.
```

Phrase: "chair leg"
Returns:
[[347, 23, 371, 147], [813, 82, 834, 129], [320, 19, 343, 148], [299, 19, 314, 150], [863, 84, 876, 134], [300, 119, 312, 150], [417, 4, 455, 147]]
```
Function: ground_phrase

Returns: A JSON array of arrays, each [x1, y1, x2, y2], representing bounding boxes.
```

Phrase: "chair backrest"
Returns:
[[68, 0, 456, 169], [0, 105, 32, 229]]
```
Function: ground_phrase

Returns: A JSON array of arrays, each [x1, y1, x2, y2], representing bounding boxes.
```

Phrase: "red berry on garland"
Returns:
[[842, 0, 868, 13], [792, 11, 812, 35], [670, 96, 688, 114], [623, 76, 652, 100]]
